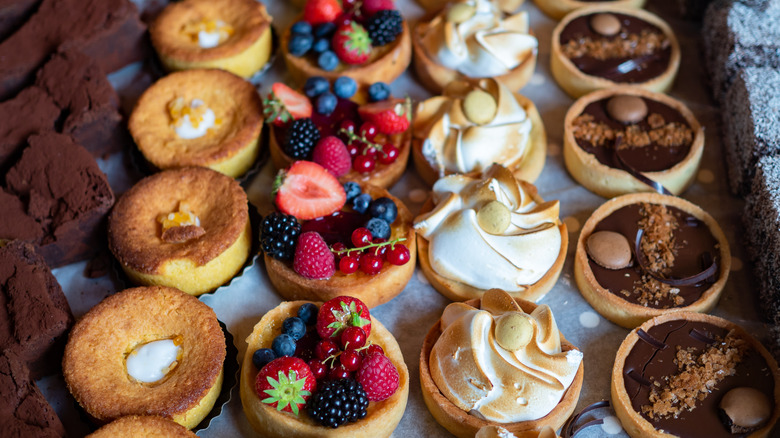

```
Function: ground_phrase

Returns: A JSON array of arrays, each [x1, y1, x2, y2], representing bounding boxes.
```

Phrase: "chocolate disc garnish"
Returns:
[[634, 228, 719, 287], [590, 13, 621, 37], [562, 400, 611, 438], [689, 328, 716, 345], [594, 51, 665, 79], [612, 136, 674, 196], [636, 328, 668, 350], [606, 95, 648, 124]]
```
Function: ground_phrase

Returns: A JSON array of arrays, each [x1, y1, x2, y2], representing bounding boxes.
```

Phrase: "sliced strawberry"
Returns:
[[274, 161, 346, 220], [332, 22, 372, 65], [255, 356, 316, 415], [316, 296, 372, 339], [312, 136, 351, 177], [357, 97, 411, 134], [263, 83, 312, 127], [303, 0, 343, 25]]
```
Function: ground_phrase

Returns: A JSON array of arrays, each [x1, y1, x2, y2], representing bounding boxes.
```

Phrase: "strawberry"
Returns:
[[361, 0, 395, 17], [274, 161, 346, 220], [356, 352, 399, 401], [312, 136, 351, 177], [255, 356, 316, 415], [264, 83, 312, 126], [303, 0, 343, 25], [332, 22, 372, 65], [357, 97, 411, 134], [316, 296, 371, 339], [293, 231, 335, 279]]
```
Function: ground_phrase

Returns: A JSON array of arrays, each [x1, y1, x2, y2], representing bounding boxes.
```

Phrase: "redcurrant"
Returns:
[[351, 227, 372, 247], [308, 359, 328, 380], [360, 253, 383, 275], [315, 339, 339, 360], [340, 349, 362, 372], [328, 364, 352, 380], [379, 144, 399, 165], [340, 326, 367, 349], [339, 255, 359, 274], [367, 344, 384, 357], [386, 244, 411, 266], [353, 155, 376, 173], [359, 122, 378, 140]]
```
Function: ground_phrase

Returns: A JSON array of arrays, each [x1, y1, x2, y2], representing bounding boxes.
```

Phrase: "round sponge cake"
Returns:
[[87, 415, 197, 437]]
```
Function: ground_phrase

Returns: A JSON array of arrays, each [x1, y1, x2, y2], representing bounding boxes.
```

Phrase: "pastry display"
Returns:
[[108, 167, 251, 296], [414, 164, 567, 302], [265, 78, 411, 189], [63, 286, 226, 429], [574, 193, 730, 328], [412, 0, 538, 93], [551, 7, 681, 98], [533, 0, 646, 21], [413, 78, 547, 186], [563, 86, 704, 198], [240, 297, 409, 437], [263, 161, 415, 308], [420, 289, 584, 438], [87, 415, 198, 437], [151, 0, 273, 79], [128, 68, 263, 178], [281, 0, 411, 87], [612, 312, 780, 437]]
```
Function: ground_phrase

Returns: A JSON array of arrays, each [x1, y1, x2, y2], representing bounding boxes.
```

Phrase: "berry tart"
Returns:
[[240, 297, 409, 438], [420, 289, 584, 438], [563, 86, 704, 198], [414, 164, 568, 302], [281, 0, 411, 87], [412, 0, 538, 94], [87, 416, 197, 437], [612, 312, 780, 437], [551, 7, 681, 98], [264, 78, 412, 189], [413, 78, 547, 186], [533, 0, 646, 21], [261, 161, 416, 308], [150, 0, 273, 79], [574, 193, 731, 328]]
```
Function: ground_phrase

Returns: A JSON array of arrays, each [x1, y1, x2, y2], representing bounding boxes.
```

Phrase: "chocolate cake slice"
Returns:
[[0, 0, 40, 41], [0, 87, 59, 171]]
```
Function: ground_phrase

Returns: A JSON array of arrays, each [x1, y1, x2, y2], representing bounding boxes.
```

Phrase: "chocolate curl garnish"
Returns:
[[613, 135, 674, 196], [689, 328, 717, 345], [562, 400, 611, 438], [637, 329, 668, 350], [634, 229, 719, 287], [627, 369, 652, 387]]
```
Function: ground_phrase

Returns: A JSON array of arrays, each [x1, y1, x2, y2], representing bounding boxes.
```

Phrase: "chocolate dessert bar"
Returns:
[[0, 87, 58, 171], [722, 67, 780, 195], [0, 0, 146, 100], [0, 0, 40, 40]]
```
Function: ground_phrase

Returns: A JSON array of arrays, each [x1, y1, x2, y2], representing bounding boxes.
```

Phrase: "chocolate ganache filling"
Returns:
[[588, 203, 719, 309], [559, 13, 672, 83], [623, 320, 775, 437]]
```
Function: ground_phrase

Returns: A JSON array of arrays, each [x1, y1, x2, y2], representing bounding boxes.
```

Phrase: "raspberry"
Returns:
[[312, 136, 351, 177], [293, 231, 335, 280], [355, 352, 399, 401]]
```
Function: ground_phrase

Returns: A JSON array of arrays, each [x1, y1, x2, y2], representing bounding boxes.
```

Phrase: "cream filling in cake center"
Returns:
[[126, 338, 182, 383]]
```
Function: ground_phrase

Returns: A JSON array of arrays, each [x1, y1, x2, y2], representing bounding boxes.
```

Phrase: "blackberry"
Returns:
[[366, 10, 403, 46], [308, 379, 369, 428], [260, 212, 301, 260], [284, 118, 320, 159]]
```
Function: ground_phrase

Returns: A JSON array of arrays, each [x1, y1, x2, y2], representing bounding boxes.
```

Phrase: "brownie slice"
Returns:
[[0, 0, 147, 100], [0, 0, 40, 41], [0, 350, 65, 438], [0, 87, 59, 171], [0, 241, 73, 378], [703, 0, 780, 101], [4, 132, 115, 267], [721, 67, 780, 195]]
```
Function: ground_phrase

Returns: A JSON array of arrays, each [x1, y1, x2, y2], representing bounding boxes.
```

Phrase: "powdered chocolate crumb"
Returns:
[[638, 203, 679, 275], [572, 113, 693, 150], [562, 29, 670, 60]]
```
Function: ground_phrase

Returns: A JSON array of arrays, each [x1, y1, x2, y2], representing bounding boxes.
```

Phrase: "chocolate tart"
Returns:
[[240, 300, 409, 438], [150, 0, 273, 79], [612, 312, 780, 437], [534, 0, 646, 21], [264, 185, 416, 309], [412, 80, 547, 187], [87, 415, 197, 437], [420, 292, 584, 438], [574, 193, 730, 329], [563, 86, 704, 198], [281, 16, 411, 88], [551, 7, 680, 98], [415, 0, 525, 14]]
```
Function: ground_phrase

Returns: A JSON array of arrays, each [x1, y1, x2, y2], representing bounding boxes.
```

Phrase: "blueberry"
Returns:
[[334, 76, 357, 99], [365, 217, 391, 240], [312, 37, 330, 53], [368, 82, 391, 102], [353, 193, 372, 214], [368, 197, 398, 223], [304, 76, 330, 98], [272, 334, 296, 357], [314, 22, 336, 38], [318, 50, 339, 71], [297, 302, 319, 326], [282, 316, 307, 340], [343, 182, 361, 203], [291, 21, 312, 35], [252, 348, 276, 370], [289, 33, 313, 57], [315, 92, 338, 115]]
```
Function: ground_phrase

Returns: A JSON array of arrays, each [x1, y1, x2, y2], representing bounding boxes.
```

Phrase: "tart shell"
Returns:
[[86, 415, 198, 437], [240, 300, 410, 438], [420, 294, 584, 438], [533, 0, 646, 21], [563, 86, 704, 198], [264, 185, 416, 309], [611, 311, 780, 437], [551, 6, 680, 99], [574, 193, 731, 329]]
